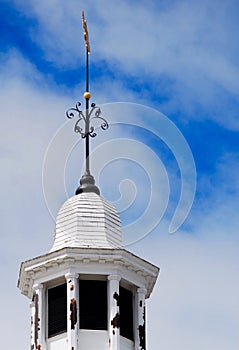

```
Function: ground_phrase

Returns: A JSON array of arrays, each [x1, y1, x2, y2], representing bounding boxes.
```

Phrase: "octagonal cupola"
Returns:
[[18, 13, 160, 350], [51, 192, 122, 251]]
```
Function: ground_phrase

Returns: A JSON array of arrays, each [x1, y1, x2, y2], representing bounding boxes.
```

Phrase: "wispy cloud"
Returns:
[[11, 0, 239, 128]]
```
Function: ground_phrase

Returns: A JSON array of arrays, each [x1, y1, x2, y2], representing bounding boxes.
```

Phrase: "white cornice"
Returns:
[[18, 247, 159, 299]]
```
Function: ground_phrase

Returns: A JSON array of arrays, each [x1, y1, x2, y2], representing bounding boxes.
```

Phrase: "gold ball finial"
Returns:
[[84, 91, 91, 99]]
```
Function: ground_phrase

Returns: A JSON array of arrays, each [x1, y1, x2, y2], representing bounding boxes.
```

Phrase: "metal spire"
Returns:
[[66, 11, 108, 195]]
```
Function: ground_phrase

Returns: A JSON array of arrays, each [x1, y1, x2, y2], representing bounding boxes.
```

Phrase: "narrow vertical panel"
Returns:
[[79, 280, 107, 330], [48, 283, 67, 338], [120, 286, 134, 341]]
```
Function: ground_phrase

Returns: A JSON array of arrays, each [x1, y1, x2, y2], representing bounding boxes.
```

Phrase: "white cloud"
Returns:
[[11, 0, 239, 130], [12, 1, 238, 100], [132, 212, 239, 350]]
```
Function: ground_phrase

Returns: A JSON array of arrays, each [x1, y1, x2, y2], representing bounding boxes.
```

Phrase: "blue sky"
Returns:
[[0, 0, 239, 349]]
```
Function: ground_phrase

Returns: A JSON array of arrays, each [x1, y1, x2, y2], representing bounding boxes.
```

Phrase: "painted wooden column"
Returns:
[[65, 273, 79, 350], [30, 300, 35, 350], [135, 287, 146, 350], [32, 283, 45, 350], [108, 274, 121, 350]]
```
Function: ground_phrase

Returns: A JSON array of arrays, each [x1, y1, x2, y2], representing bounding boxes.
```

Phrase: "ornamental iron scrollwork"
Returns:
[[66, 102, 109, 138]]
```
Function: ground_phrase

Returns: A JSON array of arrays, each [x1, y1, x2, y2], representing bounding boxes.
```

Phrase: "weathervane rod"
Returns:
[[82, 10, 90, 176], [66, 11, 109, 195]]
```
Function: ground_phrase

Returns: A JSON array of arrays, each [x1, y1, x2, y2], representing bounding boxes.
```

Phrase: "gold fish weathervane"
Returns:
[[82, 10, 90, 54]]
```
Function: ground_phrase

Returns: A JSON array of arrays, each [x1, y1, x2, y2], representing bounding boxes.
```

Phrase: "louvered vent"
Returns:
[[79, 280, 107, 330], [120, 286, 134, 341], [48, 283, 67, 338]]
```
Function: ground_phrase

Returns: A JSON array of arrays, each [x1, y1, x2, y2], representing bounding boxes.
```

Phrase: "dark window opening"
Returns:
[[79, 280, 107, 330], [120, 286, 134, 341], [48, 283, 67, 338]]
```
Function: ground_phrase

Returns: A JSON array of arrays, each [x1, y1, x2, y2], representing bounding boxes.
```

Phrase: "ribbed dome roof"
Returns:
[[51, 192, 122, 251]]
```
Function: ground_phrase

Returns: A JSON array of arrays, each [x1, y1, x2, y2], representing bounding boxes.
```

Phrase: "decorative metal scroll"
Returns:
[[66, 102, 109, 138]]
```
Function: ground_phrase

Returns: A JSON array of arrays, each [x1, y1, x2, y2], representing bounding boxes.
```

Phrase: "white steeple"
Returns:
[[18, 12, 159, 350]]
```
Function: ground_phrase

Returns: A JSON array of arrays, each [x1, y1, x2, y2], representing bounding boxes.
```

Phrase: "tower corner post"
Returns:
[[32, 283, 45, 350], [108, 274, 121, 350], [135, 287, 147, 350], [65, 273, 79, 350]]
